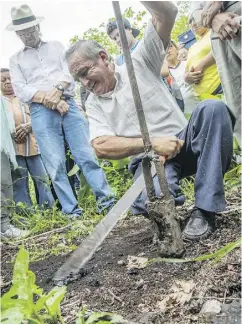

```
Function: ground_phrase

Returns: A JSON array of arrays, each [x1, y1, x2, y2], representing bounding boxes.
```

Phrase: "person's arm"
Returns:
[[92, 135, 184, 160], [15, 122, 32, 142], [184, 66, 203, 85], [211, 12, 240, 40], [92, 136, 144, 159], [9, 57, 39, 104], [194, 51, 216, 72], [58, 41, 74, 86], [201, 2, 240, 40], [131, 2, 177, 78], [160, 60, 169, 78], [201, 1, 223, 28], [141, 1, 178, 48]]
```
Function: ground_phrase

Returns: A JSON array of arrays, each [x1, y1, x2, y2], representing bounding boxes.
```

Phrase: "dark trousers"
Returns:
[[129, 100, 234, 214]]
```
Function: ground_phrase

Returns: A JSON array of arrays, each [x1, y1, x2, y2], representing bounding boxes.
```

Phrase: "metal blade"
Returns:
[[53, 165, 156, 282]]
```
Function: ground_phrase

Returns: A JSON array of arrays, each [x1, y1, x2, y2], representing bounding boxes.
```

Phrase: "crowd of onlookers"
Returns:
[[1, 1, 241, 241]]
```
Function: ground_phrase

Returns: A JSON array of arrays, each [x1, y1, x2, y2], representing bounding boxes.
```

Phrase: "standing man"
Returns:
[[106, 18, 140, 66], [7, 4, 114, 217], [1, 68, 54, 208], [1, 96, 28, 238], [191, 1, 241, 146], [65, 1, 234, 240]]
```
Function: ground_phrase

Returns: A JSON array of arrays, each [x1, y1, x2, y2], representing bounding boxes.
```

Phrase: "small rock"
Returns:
[[127, 268, 139, 275], [136, 279, 144, 289], [88, 279, 101, 287], [117, 259, 126, 266], [200, 299, 221, 315]]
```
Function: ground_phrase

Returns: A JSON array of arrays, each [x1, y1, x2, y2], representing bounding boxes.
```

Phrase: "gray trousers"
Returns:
[[1, 151, 12, 232], [211, 2, 241, 146], [129, 100, 234, 215], [11, 155, 54, 208]]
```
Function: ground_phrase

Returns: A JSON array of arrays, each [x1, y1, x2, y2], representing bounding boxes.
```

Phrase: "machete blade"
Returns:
[[53, 165, 156, 283]]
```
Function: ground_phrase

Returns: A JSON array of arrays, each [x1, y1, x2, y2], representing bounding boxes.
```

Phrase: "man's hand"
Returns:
[[151, 136, 184, 160], [184, 66, 203, 85], [55, 100, 69, 116], [43, 88, 62, 109], [211, 12, 241, 40], [15, 123, 32, 142], [201, 1, 223, 28]]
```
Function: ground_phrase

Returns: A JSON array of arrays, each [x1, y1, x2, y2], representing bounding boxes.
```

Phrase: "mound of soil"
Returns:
[[1, 199, 241, 323]]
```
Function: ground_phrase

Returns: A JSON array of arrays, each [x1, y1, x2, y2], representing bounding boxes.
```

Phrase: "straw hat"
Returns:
[[5, 4, 44, 31]]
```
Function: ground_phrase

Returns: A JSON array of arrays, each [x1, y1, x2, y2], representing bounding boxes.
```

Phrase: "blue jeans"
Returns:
[[129, 100, 233, 214], [11, 155, 54, 208], [30, 99, 114, 215]]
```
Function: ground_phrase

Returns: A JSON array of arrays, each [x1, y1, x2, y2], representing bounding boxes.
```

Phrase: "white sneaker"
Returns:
[[1, 225, 29, 239]]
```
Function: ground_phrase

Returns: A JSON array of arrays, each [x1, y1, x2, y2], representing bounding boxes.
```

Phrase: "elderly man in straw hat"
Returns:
[[7, 4, 114, 218]]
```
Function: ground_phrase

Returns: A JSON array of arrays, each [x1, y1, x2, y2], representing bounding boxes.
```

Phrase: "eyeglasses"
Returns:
[[17, 26, 37, 37]]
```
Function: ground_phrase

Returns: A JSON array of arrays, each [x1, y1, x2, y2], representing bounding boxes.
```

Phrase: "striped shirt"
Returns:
[[4, 96, 39, 157]]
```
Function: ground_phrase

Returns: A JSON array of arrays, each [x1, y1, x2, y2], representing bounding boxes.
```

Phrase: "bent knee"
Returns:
[[196, 99, 228, 118]]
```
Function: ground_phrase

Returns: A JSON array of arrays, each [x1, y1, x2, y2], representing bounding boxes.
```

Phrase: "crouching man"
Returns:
[[65, 1, 234, 239]]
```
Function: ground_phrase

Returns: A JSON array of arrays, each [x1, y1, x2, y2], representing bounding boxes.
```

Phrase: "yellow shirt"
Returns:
[[186, 31, 221, 97]]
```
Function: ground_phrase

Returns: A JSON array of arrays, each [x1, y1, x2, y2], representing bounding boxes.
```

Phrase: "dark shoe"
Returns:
[[183, 208, 216, 240]]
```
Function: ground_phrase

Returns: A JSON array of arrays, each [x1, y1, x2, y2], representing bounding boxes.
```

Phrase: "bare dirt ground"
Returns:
[[1, 189, 241, 323]]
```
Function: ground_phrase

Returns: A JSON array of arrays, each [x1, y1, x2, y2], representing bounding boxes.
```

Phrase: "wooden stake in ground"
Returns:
[[113, 1, 184, 257]]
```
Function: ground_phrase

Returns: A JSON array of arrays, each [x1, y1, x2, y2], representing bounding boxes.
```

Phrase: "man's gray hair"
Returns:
[[0, 68, 9, 73], [65, 39, 106, 61]]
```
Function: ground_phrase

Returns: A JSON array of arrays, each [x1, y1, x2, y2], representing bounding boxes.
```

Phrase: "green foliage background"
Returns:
[[70, 2, 191, 52]]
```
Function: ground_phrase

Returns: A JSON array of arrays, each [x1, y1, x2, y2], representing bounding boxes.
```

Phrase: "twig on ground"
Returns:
[[220, 207, 241, 215], [62, 299, 81, 309], [15, 224, 72, 244], [223, 289, 227, 304], [107, 288, 123, 303]]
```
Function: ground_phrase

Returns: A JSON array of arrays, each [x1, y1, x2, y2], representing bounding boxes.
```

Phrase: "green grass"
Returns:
[[8, 162, 132, 262], [6, 156, 241, 263]]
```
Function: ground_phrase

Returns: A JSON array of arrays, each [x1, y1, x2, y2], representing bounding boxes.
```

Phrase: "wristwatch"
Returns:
[[55, 84, 65, 93]]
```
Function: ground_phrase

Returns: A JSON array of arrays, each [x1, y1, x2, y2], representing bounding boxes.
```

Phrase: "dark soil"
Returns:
[[1, 197, 241, 323]]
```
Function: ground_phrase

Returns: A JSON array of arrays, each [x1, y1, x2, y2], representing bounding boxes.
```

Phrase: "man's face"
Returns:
[[16, 25, 41, 48], [166, 43, 178, 61], [0, 72, 14, 95], [68, 51, 116, 96], [109, 28, 134, 49]]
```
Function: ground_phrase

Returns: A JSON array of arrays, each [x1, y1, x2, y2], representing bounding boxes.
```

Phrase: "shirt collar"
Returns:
[[99, 65, 122, 98], [23, 40, 47, 51], [3, 95, 16, 102]]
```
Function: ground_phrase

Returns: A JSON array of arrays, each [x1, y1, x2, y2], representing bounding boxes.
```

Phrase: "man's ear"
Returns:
[[99, 51, 109, 65]]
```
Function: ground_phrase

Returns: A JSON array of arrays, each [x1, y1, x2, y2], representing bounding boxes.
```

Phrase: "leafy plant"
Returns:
[[147, 237, 242, 266], [171, 1, 191, 42], [224, 164, 242, 190], [1, 246, 66, 324]]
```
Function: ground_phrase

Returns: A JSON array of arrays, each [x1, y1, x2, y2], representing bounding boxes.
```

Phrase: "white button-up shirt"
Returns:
[[9, 40, 75, 103], [86, 20, 188, 142]]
